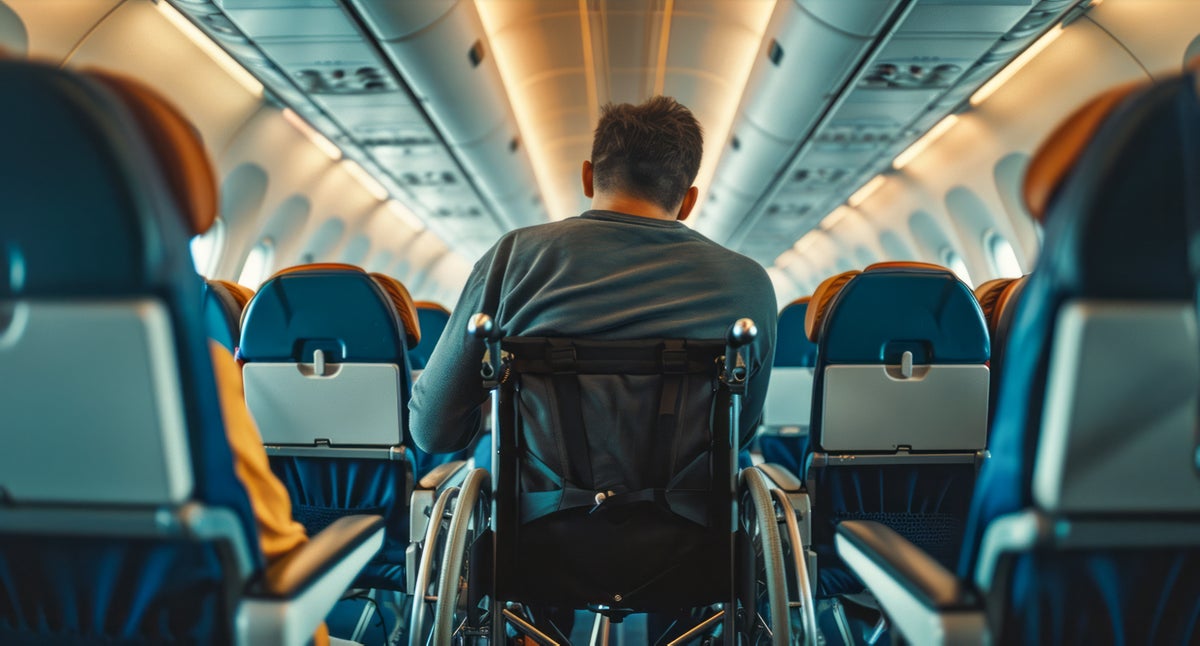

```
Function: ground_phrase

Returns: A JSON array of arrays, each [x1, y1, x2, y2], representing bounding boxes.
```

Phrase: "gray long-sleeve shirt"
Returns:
[[409, 209, 777, 453]]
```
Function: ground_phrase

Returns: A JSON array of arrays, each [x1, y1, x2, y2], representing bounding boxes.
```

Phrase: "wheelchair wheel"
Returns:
[[409, 483, 459, 645], [432, 467, 490, 645], [740, 467, 794, 645]]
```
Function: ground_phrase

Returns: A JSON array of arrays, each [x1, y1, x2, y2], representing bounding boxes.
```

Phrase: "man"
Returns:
[[411, 96, 777, 453]]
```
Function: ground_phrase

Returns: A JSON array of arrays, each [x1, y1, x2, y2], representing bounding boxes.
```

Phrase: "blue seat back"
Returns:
[[760, 297, 818, 473], [409, 301, 451, 370], [0, 61, 260, 641], [239, 263, 419, 589], [962, 72, 1200, 644], [807, 262, 990, 595], [203, 279, 253, 353]]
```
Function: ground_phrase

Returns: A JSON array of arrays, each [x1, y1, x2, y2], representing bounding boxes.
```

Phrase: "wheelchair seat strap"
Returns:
[[546, 339, 594, 488], [653, 340, 689, 485]]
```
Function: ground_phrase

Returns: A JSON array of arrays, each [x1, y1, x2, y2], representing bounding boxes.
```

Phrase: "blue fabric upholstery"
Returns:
[[0, 61, 261, 642], [759, 299, 817, 474], [808, 265, 988, 596], [240, 266, 419, 590], [409, 304, 450, 370], [955, 73, 1200, 643]]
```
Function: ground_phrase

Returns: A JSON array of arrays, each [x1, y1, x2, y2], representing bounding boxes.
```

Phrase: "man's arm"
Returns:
[[409, 249, 503, 454]]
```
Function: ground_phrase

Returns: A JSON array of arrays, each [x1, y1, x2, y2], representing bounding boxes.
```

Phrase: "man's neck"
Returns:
[[590, 193, 677, 222]]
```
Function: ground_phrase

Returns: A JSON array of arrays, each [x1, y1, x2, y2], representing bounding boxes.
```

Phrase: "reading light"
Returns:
[[970, 26, 1065, 107], [342, 160, 390, 202], [847, 176, 887, 209], [892, 114, 959, 170], [282, 108, 343, 161], [156, 2, 264, 98]]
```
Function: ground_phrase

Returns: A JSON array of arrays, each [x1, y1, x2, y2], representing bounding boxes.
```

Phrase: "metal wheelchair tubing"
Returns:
[[409, 483, 458, 645], [743, 467, 792, 646], [433, 467, 490, 644], [771, 486, 817, 643]]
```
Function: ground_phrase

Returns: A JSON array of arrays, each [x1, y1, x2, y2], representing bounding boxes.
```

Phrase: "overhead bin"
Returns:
[[353, 0, 546, 230]]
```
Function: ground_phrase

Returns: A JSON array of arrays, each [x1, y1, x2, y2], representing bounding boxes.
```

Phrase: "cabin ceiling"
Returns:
[[169, 0, 1088, 266]]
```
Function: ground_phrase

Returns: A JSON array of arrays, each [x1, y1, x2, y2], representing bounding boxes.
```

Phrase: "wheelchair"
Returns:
[[410, 315, 817, 645]]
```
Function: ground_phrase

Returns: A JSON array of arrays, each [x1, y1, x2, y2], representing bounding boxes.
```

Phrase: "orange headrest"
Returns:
[[84, 70, 218, 237], [414, 300, 451, 315], [805, 270, 860, 342], [864, 261, 947, 273], [268, 263, 422, 348], [210, 279, 255, 310], [1023, 80, 1145, 222], [973, 276, 1027, 338], [371, 273, 421, 348]]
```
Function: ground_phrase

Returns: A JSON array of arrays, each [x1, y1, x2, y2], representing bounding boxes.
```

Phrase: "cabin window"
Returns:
[[238, 238, 275, 288], [189, 217, 225, 277], [985, 230, 1023, 278], [941, 248, 973, 287]]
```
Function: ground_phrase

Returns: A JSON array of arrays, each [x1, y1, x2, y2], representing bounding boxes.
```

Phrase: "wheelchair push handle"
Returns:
[[724, 317, 756, 391], [727, 317, 757, 347], [469, 313, 505, 383]]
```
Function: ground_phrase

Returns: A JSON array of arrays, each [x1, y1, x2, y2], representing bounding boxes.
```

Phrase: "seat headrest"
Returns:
[[240, 263, 418, 363], [208, 279, 255, 311], [0, 62, 215, 297], [415, 301, 451, 316], [1023, 80, 1145, 222], [204, 279, 254, 351], [973, 277, 1026, 339], [776, 296, 818, 367], [806, 271, 860, 342], [863, 261, 947, 273], [815, 264, 988, 365], [370, 272, 421, 347]]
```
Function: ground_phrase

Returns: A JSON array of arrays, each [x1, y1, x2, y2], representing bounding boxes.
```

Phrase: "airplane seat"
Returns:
[[974, 276, 1028, 426], [408, 301, 473, 475], [835, 72, 1200, 644], [238, 262, 430, 591], [806, 261, 990, 598], [0, 61, 382, 643], [204, 278, 254, 353], [759, 296, 818, 475]]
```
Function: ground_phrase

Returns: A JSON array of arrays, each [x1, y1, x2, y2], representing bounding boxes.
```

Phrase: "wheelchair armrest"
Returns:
[[835, 520, 986, 646], [417, 459, 469, 491], [756, 462, 804, 492], [238, 515, 384, 646]]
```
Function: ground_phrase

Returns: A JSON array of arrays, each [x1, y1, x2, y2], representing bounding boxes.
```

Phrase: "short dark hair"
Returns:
[[590, 96, 703, 211]]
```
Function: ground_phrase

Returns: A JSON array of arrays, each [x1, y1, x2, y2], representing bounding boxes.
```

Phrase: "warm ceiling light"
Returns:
[[342, 159, 390, 202], [282, 108, 342, 161], [156, 2, 263, 97], [892, 114, 959, 170], [847, 175, 887, 209], [387, 199, 426, 233], [970, 25, 1065, 107]]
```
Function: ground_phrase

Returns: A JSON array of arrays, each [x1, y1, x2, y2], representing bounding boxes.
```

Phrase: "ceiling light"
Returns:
[[847, 176, 887, 209], [342, 160, 390, 202], [387, 200, 426, 233], [282, 108, 342, 161], [821, 206, 854, 231], [156, 2, 263, 98], [970, 25, 1065, 107], [892, 114, 959, 170]]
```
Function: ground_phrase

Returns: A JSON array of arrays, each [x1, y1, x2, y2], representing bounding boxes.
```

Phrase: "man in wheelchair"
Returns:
[[409, 97, 780, 643]]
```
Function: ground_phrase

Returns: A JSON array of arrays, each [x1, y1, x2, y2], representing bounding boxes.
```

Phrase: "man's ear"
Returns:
[[582, 160, 594, 198], [676, 186, 699, 221]]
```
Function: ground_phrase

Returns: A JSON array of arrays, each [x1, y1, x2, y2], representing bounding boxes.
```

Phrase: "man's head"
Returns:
[[584, 96, 703, 220]]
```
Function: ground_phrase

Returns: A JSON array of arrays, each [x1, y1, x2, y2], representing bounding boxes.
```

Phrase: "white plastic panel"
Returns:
[[762, 367, 815, 431], [0, 301, 193, 505], [1034, 302, 1200, 514], [822, 364, 989, 451], [352, 0, 455, 40], [244, 362, 404, 446]]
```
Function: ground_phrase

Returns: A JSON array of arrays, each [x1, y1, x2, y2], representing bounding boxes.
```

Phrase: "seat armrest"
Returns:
[[417, 459, 468, 490], [238, 515, 384, 646], [836, 521, 986, 645], [756, 462, 804, 492]]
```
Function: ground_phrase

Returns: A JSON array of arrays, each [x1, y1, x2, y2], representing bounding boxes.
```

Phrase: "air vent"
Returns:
[[398, 171, 459, 187], [294, 67, 396, 94], [860, 62, 963, 90], [468, 40, 485, 67], [433, 205, 484, 218], [199, 13, 242, 37], [813, 123, 896, 151], [764, 203, 812, 218], [788, 168, 850, 192], [767, 38, 784, 66]]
